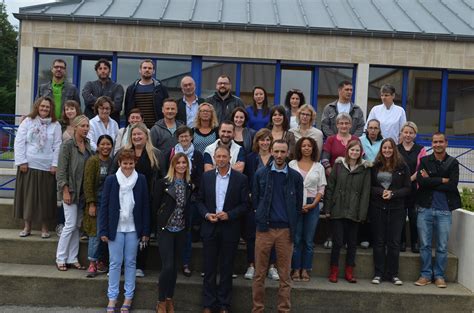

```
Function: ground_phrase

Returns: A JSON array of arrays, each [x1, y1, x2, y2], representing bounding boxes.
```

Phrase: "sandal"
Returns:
[[68, 262, 86, 270], [19, 230, 31, 237], [41, 232, 51, 239], [120, 304, 132, 312], [56, 263, 67, 271], [301, 269, 310, 282], [291, 270, 301, 282], [106, 306, 116, 313]]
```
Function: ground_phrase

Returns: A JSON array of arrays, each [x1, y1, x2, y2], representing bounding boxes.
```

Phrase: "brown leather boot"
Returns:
[[166, 298, 175, 313], [156, 301, 166, 313]]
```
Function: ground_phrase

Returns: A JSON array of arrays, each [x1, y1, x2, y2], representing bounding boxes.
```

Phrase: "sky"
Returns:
[[4, 0, 51, 28]]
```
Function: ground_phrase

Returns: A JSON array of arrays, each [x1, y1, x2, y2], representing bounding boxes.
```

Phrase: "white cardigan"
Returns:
[[14, 117, 62, 171], [289, 160, 327, 201]]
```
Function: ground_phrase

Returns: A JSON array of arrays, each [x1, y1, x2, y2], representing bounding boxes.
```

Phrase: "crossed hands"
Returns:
[[206, 212, 229, 223]]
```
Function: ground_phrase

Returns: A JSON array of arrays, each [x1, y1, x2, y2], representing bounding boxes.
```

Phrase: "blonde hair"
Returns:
[[296, 104, 317, 125], [401, 121, 418, 134], [165, 153, 191, 183], [125, 122, 158, 169], [194, 102, 219, 129]]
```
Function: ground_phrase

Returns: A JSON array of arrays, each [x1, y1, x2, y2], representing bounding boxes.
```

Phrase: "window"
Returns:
[[156, 60, 191, 99], [201, 62, 237, 98], [280, 68, 312, 107], [406, 70, 442, 134], [239, 64, 275, 106], [446, 73, 474, 136], [116, 58, 142, 91]]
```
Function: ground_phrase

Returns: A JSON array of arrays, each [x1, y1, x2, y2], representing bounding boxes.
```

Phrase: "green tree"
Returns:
[[0, 3, 18, 114]]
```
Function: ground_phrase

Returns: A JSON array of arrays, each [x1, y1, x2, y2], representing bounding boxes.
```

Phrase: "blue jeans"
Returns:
[[417, 207, 452, 280], [108, 231, 139, 301], [292, 200, 319, 270]]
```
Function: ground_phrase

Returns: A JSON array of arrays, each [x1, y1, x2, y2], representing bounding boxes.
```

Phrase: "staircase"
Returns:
[[0, 201, 472, 312]]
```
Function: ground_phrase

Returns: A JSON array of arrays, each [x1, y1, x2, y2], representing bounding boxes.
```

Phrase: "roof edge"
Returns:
[[13, 13, 474, 43]]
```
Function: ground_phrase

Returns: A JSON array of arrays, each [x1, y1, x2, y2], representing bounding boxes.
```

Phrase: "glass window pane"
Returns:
[[280, 69, 312, 107], [406, 70, 442, 134], [316, 67, 353, 126], [201, 62, 237, 98], [367, 67, 403, 113], [156, 60, 191, 99], [240, 64, 275, 106], [447, 73, 474, 136], [116, 58, 142, 91], [37, 54, 74, 87]]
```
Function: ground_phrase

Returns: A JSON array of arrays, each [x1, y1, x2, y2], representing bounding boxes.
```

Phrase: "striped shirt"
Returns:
[[135, 83, 155, 128]]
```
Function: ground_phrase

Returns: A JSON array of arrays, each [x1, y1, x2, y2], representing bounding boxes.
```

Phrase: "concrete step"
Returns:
[[0, 201, 56, 230], [0, 228, 458, 283], [0, 263, 472, 313]]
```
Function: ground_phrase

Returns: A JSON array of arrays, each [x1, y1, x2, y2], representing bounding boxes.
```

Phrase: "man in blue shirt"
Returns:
[[197, 145, 249, 313], [252, 139, 303, 313], [415, 132, 461, 289]]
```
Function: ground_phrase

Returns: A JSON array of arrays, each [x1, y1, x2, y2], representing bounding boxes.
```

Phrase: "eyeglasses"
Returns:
[[290, 88, 302, 93], [299, 113, 311, 117]]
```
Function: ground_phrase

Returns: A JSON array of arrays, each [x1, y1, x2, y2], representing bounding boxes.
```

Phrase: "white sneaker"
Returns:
[[371, 276, 381, 284], [135, 269, 145, 277], [267, 267, 279, 281], [324, 239, 333, 249], [244, 266, 255, 280], [360, 241, 370, 249], [392, 277, 403, 285]]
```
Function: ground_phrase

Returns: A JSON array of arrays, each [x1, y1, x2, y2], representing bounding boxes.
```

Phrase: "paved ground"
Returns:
[[0, 306, 163, 312]]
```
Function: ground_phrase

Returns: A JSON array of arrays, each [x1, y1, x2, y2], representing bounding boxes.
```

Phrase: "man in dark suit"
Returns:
[[197, 145, 249, 313]]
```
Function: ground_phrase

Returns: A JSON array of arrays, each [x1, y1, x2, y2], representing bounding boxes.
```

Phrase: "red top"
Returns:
[[323, 135, 360, 167]]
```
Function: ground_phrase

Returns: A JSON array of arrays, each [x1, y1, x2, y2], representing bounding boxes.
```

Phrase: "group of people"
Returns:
[[13, 58, 461, 313]]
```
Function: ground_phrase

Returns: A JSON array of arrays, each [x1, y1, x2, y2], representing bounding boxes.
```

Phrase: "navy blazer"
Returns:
[[98, 173, 150, 241], [196, 168, 249, 242]]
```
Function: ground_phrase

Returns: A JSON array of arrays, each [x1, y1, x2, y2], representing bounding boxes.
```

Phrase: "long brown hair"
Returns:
[[374, 138, 405, 172], [344, 140, 364, 165], [28, 96, 57, 122]]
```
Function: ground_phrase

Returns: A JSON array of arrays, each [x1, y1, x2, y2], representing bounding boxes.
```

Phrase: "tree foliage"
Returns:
[[0, 3, 18, 114]]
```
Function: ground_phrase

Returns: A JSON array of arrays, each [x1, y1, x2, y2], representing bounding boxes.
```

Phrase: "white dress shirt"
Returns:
[[366, 103, 406, 142]]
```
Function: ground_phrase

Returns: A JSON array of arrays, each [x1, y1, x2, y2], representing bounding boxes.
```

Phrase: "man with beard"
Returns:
[[82, 58, 124, 123], [37, 59, 80, 119], [177, 76, 205, 127], [124, 59, 169, 128], [203, 121, 245, 173], [252, 139, 303, 313], [414, 132, 461, 289], [197, 145, 249, 313], [205, 75, 245, 123]]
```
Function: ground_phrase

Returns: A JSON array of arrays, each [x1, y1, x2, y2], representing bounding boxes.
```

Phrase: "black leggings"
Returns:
[[330, 219, 359, 267]]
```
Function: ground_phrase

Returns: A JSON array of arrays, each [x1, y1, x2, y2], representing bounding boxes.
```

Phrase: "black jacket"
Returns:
[[205, 92, 245, 123], [154, 178, 193, 231], [196, 169, 249, 242], [370, 162, 411, 210], [416, 153, 461, 211], [124, 78, 169, 124]]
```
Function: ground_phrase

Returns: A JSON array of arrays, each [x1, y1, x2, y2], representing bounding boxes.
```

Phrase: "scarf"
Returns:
[[30, 117, 52, 152], [174, 143, 194, 173], [116, 168, 138, 224], [121, 126, 132, 148]]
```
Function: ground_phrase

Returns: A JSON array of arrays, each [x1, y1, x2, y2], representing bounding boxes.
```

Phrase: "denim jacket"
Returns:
[[252, 163, 304, 241]]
